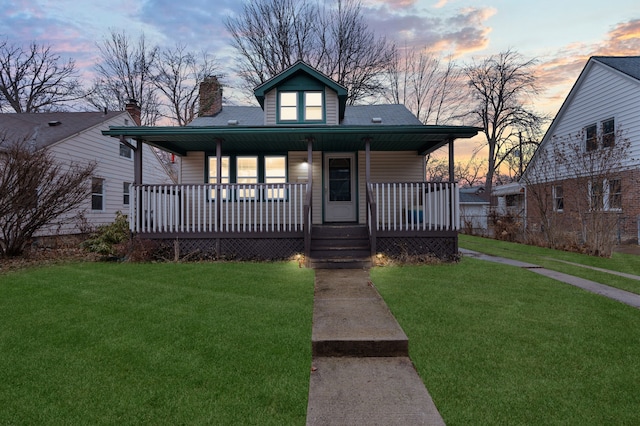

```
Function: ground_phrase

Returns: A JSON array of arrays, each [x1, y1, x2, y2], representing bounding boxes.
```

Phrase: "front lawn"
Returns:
[[0, 262, 314, 425], [460, 234, 640, 294], [372, 259, 640, 425]]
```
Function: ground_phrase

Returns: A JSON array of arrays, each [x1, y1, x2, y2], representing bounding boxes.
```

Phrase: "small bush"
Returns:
[[82, 212, 130, 257]]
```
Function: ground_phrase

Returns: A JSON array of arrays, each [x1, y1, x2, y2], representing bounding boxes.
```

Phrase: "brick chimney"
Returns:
[[199, 76, 223, 116], [125, 99, 142, 125]]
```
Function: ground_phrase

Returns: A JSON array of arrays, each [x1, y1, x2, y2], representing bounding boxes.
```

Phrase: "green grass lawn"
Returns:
[[459, 234, 640, 294], [373, 259, 640, 425], [0, 262, 314, 425]]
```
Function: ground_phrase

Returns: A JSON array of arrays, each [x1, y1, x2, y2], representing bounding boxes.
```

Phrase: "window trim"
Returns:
[[206, 153, 288, 201], [91, 177, 105, 211], [277, 90, 325, 124]]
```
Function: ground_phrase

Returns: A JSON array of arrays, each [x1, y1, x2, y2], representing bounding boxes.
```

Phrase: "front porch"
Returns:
[[128, 181, 460, 261]]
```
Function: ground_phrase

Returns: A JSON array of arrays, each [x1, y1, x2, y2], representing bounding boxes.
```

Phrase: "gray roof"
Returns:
[[459, 187, 489, 204], [0, 111, 124, 150], [593, 56, 640, 81], [188, 104, 422, 127]]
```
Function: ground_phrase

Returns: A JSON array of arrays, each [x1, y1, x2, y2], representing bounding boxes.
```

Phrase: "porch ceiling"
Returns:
[[102, 125, 480, 156]]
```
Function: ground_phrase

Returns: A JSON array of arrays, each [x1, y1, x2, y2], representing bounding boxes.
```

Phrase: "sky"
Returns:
[[2, 0, 640, 161]]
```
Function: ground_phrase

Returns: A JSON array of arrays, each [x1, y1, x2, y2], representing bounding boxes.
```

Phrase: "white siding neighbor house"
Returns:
[[0, 108, 175, 237], [523, 56, 640, 244], [103, 62, 480, 264]]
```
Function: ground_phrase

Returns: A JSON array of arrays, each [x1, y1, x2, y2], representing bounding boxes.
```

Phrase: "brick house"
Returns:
[[523, 56, 640, 245]]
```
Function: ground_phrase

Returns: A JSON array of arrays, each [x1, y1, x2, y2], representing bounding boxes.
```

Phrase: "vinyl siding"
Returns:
[[325, 88, 338, 125], [264, 90, 277, 125], [39, 113, 174, 235]]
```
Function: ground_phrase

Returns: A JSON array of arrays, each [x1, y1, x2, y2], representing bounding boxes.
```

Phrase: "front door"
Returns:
[[324, 153, 357, 222]]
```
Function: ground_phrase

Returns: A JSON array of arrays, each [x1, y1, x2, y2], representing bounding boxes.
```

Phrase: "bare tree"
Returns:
[[152, 44, 220, 126], [0, 38, 82, 113], [0, 133, 96, 257], [384, 47, 464, 124], [463, 49, 546, 196], [225, 0, 395, 104], [426, 156, 487, 188], [524, 126, 636, 256], [87, 30, 160, 125]]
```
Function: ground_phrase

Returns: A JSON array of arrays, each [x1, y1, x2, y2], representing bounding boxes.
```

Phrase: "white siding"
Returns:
[[530, 61, 640, 183], [264, 90, 277, 125], [39, 112, 174, 235], [181, 151, 206, 184], [325, 88, 339, 125]]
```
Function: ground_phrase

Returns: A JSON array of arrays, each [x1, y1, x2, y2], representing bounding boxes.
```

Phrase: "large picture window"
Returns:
[[207, 154, 287, 200]]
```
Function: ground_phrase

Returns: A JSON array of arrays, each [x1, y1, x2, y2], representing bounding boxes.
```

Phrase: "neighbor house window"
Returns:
[[589, 179, 604, 211], [607, 179, 622, 210], [208, 156, 230, 199], [278, 90, 324, 123], [123, 182, 131, 205], [585, 124, 597, 152], [602, 118, 615, 148], [119, 142, 132, 158], [92, 178, 104, 211], [265, 156, 287, 199], [553, 185, 564, 212]]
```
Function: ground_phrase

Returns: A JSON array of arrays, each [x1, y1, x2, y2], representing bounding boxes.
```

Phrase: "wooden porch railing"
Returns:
[[368, 182, 460, 231], [366, 184, 377, 255], [130, 183, 308, 234]]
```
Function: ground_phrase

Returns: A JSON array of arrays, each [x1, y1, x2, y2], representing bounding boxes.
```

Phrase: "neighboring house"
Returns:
[[0, 106, 175, 237], [459, 187, 489, 233], [492, 182, 525, 217], [523, 56, 640, 244], [102, 61, 479, 261]]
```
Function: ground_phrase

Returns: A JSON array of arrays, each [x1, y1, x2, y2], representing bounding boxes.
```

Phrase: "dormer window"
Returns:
[[278, 90, 324, 123]]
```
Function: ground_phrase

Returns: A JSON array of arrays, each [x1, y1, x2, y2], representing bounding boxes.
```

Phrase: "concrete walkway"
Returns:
[[460, 248, 640, 310], [306, 269, 445, 426]]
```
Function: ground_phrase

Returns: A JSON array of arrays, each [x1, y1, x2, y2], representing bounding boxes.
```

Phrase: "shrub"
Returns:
[[82, 212, 129, 257]]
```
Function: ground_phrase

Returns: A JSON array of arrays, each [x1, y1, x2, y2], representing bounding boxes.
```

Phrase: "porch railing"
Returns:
[[369, 182, 460, 231], [130, 183, 308, 234]]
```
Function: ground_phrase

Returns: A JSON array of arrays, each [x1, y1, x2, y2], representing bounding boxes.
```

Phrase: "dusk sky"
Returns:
[[3, 0, 640, 159]]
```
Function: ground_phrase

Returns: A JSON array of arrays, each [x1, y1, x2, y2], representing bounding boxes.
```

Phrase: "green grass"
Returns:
[[372, 260, 640, 425], [0, 262, 314, 425], [460, 234, 640, 294]]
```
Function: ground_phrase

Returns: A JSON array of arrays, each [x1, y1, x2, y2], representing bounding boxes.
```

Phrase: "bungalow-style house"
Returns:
[[0, 105, 175, 237], [102, 62, 479, 264], [523, 56, 640, 244]]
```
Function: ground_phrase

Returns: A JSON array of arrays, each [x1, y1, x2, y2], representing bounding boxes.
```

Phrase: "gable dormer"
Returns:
[[253, 61, 348, 125]]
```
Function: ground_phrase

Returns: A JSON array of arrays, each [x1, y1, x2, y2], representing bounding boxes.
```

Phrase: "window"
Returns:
[[602, 118, 615, 148], [237, 156, 258, 198], [119, 142, 132, 158], [278, 90, 324, 123], [208, 156, 230, 199], [304, 92, 323, 121], [123, 182, 131, 205], [279, 92, 298, 121], [585, 124, 597, 152], [91, 178, 104, 211], [589, 179, 603, 211], [553, 185, 564, 212], [608, 179, 622, 210], [265, 156, 287, 199], [207, 155, 287, 200]]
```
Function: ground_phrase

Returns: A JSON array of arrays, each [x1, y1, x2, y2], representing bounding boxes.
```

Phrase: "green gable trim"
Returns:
[[253, 61, 348, 119]]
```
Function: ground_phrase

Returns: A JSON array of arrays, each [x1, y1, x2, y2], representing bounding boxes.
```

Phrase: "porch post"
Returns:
[[135, 138, 143, 185], [365, 138, 371, 184], [307, 138, 313, 185], [216, 139, 222, 255], [448, 136, 455, 230], [448, 136, 454, 182]]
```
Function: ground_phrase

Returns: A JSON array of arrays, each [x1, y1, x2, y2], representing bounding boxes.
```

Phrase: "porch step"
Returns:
[[309, 224, 371, 269]]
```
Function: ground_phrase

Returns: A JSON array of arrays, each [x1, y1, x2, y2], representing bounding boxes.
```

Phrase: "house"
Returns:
[[0, 105, 175, 237], [492, 182, 525, 217], [523, 56, 640, 245], [102, 62, 479, 263], [459, 187, 489, 233]]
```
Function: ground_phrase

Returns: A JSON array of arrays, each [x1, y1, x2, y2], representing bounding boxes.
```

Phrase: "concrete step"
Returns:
[[311, 269, 408, 356]]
